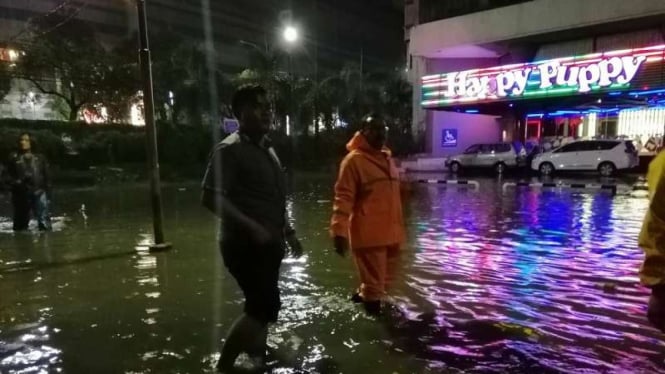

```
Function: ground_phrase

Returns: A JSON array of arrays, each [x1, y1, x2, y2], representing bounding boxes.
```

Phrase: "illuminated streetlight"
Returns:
[[283, 26, 298, 44]]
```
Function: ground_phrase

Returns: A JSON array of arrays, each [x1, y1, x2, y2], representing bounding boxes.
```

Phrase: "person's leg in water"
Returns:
[[352, 246, 388, 315], [384, 245, 402, 300], [217, 243, 282, 371], [217, 313, 268, 372], [34, 191, 52, 231], [245, 253, 282, 366], [11, 189, 31, 231]]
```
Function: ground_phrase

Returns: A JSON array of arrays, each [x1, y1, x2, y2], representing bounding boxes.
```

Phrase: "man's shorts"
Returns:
[[220, 238, 285, 324]]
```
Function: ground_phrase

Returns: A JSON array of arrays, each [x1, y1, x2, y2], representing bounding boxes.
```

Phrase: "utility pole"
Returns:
[[136, 0, 171, 252]]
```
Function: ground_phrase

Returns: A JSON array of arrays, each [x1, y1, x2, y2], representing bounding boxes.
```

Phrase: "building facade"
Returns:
[[406, 0, 665, 157]]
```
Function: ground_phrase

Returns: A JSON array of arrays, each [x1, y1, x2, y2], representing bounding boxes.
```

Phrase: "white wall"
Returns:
[[0, 79, 59, 120], [410, 56, 501, 146], [409, 0, 665, 58], [427, 111, 501, 157]]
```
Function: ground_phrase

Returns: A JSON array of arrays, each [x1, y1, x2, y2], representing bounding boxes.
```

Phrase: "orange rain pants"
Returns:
[[353, 245, 401, 301]]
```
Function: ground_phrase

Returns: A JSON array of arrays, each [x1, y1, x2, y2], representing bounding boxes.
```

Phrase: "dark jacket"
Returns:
[[5, 152, 51, 195]]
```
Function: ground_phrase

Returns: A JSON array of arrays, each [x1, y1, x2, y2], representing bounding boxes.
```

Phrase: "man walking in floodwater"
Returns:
[[201, 85, 303, 372], [5, 133, 52, 231], [639, 149, 665, 332], [330, 114, 405, 316]]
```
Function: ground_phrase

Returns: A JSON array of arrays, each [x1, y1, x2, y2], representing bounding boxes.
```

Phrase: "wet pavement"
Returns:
[[0, 174, 663, 373]]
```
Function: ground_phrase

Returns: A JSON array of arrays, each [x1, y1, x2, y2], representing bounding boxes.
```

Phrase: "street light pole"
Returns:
[[283, 25, 299, 137], [136, 0, 171, 251]]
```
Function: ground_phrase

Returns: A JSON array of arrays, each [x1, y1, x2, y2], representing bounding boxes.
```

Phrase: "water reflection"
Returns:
[[0, 180, 664, 373], [408, 183, 664, 373]]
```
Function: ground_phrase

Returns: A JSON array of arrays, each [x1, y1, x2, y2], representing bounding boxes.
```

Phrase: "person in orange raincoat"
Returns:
[[330, 114, 406, 315], [639, 150, 665, 332]]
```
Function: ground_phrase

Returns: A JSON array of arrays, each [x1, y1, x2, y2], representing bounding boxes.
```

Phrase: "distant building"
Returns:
[[406, 0, 665, 157]]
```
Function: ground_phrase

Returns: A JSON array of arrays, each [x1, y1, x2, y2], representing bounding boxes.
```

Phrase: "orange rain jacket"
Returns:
[[639, 151, 665, 287], [330, 132, 406, 250]]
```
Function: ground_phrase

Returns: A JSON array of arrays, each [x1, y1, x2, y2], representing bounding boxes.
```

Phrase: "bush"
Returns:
[[0, 127, 68, 163], [0, 119, 211, 168], [0, 118, 417, 183]]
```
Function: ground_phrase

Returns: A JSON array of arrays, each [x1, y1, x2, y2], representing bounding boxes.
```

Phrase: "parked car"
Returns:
[[446, 143, 519, 174], [531, 140, 639, 177]]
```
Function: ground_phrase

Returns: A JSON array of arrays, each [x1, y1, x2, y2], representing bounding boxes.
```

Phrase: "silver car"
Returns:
[[445, 143, 519, 174]]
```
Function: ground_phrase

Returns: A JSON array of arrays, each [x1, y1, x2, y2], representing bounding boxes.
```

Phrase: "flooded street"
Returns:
[[1, 175, 664, 373]]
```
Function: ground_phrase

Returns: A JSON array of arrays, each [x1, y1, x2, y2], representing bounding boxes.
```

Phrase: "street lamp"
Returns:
[[283, 25, 299, 44], [135, 0, 171, 252], [282, 25, 299, 137]]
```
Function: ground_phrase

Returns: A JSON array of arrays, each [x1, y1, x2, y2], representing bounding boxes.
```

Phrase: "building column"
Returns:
[[409, 54, 428, 151]]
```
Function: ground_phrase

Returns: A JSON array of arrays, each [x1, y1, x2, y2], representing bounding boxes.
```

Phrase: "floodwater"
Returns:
[[0, 175, 663, 373]]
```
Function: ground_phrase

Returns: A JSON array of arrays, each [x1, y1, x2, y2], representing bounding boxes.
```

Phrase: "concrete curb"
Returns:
[[503, 182, 618, 195], [417, 180, 480, 189]]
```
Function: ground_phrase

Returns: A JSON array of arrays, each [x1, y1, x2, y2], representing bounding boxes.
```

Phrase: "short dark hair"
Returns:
[[232, 85, 267, 119]]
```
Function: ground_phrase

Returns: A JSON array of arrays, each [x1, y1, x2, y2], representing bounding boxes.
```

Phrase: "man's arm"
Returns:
[[330, 156, 359, 240]]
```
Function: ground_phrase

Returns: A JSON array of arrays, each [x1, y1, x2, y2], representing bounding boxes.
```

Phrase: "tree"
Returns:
[[0, 61, 11, 102], [115, 30, 232, 126], [15, 7, 137, 121], [234, 41, 292, 131]]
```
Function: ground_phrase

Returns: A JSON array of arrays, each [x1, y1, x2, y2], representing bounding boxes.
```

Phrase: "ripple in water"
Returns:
[[401, 185, 665, 373]]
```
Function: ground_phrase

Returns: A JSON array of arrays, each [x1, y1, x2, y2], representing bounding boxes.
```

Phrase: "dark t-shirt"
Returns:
[[202, 132, 287, 243]]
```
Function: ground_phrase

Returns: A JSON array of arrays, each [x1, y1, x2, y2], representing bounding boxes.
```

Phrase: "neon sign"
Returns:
[[421, 44, 665, 108]]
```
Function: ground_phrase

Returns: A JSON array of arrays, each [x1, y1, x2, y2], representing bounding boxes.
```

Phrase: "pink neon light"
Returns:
[[422, 44, 665, 84], [604, 49, 634, 57]]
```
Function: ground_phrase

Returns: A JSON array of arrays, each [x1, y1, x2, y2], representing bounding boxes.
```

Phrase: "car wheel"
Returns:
[[539, 162, 554, 176], [598, 162, 616, 177], [494, 162, 506, 175], [449, 162, 461, 174]]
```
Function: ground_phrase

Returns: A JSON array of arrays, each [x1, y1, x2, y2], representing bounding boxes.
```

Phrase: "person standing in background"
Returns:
[[5, 133, 52, 231]]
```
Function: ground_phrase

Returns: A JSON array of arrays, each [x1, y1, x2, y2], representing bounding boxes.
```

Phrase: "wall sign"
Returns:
[[422, 44, 665, 108], [442, 129, 458, 148], [222, 118, 239, 133]]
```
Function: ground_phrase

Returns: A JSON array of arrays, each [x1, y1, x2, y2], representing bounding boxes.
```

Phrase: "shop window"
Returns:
[[599, 119, 618, 138]]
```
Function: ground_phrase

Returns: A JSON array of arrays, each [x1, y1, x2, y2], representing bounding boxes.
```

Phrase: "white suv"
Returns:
[[531, 140, 639, 177]]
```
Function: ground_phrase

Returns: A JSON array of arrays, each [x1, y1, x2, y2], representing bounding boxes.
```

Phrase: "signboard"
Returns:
[[442, 129, 458, 148], [222, 118, 239, 134], [422, 44, 665, 108]]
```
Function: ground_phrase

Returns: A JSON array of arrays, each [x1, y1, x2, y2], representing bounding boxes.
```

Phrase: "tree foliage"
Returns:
[[8, 8, 415, 155], [0, 61, 11, 101], [15, 7, 138, 121]]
